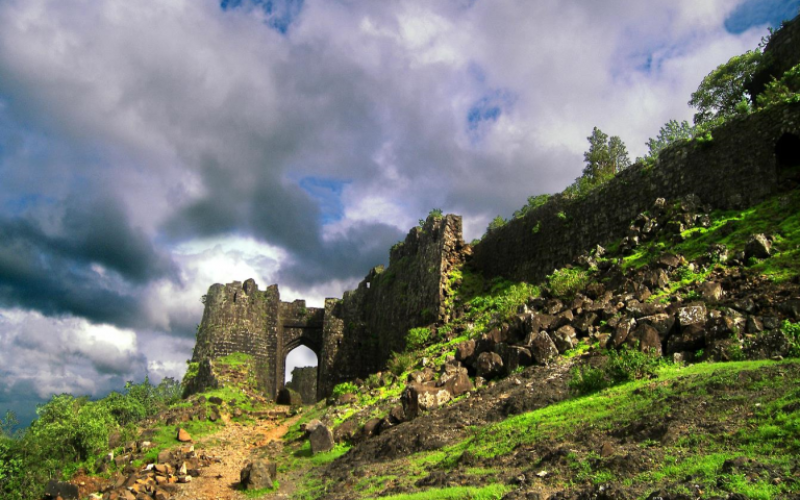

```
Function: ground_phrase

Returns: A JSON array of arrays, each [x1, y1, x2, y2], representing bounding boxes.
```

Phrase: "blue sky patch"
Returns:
[[299, 176, 349, 225], [220, 0, 304, 34], [467, 89, 516, 142], [725, 0, 800, 34]]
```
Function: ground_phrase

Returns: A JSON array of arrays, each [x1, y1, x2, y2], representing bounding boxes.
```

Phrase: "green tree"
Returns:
[[608, 135, 631, 173], [689, 50, 762, 125], [645, 119, 694, 159], [582, 127, 610, 182], [582, 128, 630, 184]]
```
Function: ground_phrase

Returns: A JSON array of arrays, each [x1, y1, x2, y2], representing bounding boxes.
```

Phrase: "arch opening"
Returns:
[[284, 345, 318, 404], [776, 133, 800, 170]]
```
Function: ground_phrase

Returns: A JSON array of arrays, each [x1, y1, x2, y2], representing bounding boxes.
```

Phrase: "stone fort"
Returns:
[[189, 17, 800, 402]]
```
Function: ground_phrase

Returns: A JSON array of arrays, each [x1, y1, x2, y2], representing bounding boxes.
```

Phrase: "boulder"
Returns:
[[611, 319, 636, 348], [495, 344, 533, 375], [333, 419, 359, 443], [677, 304, 707, 329], [745, 234, 771, 259], [475, 351, 504, 379], [656, 253, 682, 269], [208, 396, 223, 405], [526, 331, 559, 365], [637, 313, 675, 340], [573, 313, 598, 336], [402, 383, 452, 420], [626, 323, 663, 356], [439, 365, 473, 397], [362, 418, 382, 438], [454, 339, 476, 365], [309, 424, 335, 454], [389, 405, 406, 424], [176, 428, 192, 442], [44, 480, 79, 500], [552, 325, 578, 353], [304, 419, 323, 434], [240, 459, 277, 490], [698, 282, 723, 301]]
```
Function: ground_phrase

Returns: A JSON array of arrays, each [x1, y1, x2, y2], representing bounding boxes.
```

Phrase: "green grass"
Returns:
[[365, 484, 509, 500], [215, 351, 254, 368], [355, 475, 399, 496], [292, 441, 352, 466], [242, 480, 280, 498], [411, 360, 798, 470], [611, 190, 800, 285]]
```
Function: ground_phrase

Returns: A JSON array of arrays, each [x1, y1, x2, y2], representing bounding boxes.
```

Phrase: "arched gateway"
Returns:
[[190, 278, 328, 402], [187, 214, 469, 402]]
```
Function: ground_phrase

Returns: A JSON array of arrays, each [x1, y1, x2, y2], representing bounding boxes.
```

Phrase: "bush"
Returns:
[[782, 320, 800, 357], [487, 216, 506, 232], [569, 348, 665, 395], [387, 351, 416, 376], [547, 268, 591, 299], [331, 382, 359, 399], [406, 327, 432, 350]]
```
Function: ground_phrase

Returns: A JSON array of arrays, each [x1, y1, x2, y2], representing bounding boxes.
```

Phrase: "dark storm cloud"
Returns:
[[277, 221, 405, 287], [0, 194, 177, 327]]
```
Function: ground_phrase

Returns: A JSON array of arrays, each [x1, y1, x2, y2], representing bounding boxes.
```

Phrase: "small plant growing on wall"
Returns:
[[406, 327, 433, 350]]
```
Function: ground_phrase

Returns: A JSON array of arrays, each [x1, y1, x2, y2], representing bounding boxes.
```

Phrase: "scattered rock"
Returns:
[[176, 428, 192, 443], [240, 459, 277, 490], [309, 424, 335, 454], [552, 325, 578, 353], [475, 351, 504, 379], [745, 233, 772, 259], [698, 282, 723, 301], [526, 331, 559, 365]]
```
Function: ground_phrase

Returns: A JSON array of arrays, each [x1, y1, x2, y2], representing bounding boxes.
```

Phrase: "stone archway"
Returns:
[[274, 300, 325, 402]]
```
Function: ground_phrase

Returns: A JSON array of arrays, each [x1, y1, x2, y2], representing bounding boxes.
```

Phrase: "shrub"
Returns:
[[513, 194, 552, 219], [487, 216, 506, 232], [547, 268, 591, 299], [331, 382, 359, 399], [387, 351, 416, 376], [782, 320, 800, 357], [406, 327, 432, 350], [569, 348, 665, 395]]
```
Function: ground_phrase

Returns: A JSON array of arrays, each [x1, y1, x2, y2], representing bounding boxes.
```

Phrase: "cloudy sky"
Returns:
[[0, 0, 797, 427]]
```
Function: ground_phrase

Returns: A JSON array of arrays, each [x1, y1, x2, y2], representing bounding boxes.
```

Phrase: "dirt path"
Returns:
[[175, 414, 300, 500]]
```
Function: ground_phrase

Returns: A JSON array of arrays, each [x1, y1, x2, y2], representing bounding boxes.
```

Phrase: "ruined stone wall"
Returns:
[[191, 278, 278, 393], [285, 366, 318, 404], [471, 102, 800, 284], [321, 215, 468, 388]]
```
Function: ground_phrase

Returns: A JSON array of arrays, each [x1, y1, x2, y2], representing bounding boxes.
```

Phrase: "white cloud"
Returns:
[[0, 309, 145, 399]]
